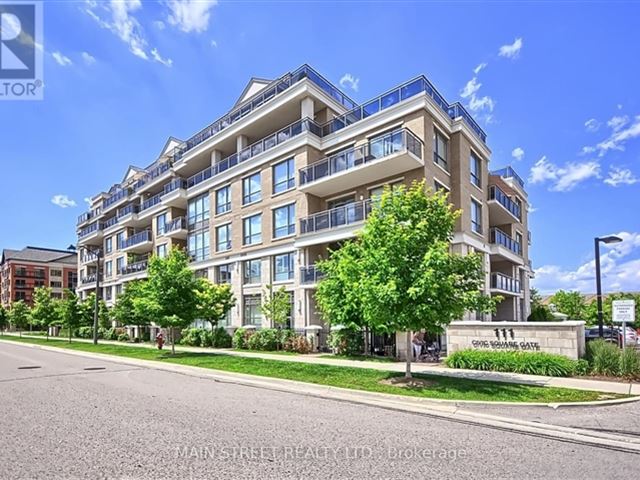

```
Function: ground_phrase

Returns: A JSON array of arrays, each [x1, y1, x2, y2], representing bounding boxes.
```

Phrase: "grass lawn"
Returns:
[[0, 336, 623, 403], [318, 353, 398, 363]]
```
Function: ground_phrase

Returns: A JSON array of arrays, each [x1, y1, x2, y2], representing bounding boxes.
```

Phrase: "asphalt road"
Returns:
[[0, 342, 638, 480]]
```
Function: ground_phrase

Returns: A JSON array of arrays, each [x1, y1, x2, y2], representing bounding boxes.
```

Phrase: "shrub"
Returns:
[[210, 327, 232, 348], [117, 333, 130, 342], [574, 359, 590, 376], [180, 328, 206, 347], [247, 328, 280, 351], [232, 328, 253, 349], [445, 349, 580, 377], [328, 328, 364, 356], [587, 339, 621, 376], [284, 334, 312, 354], [620, 347, 640, 378], [103, 327, 118, 341]]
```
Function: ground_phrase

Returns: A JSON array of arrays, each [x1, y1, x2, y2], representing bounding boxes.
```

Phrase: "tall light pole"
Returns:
[[69, 244, 102, 345], [594, 235, 623, 338]]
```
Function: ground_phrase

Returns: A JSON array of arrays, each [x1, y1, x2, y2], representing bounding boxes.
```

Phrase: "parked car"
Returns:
[[584, 326, 638, 347]]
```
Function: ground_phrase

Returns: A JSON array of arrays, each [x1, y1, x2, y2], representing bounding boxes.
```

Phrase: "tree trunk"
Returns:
[[19, 329, 22, 338], [405, 331, 412, 379], [171, 327, 176, 355], [364, 327, 370, 357], [68, 327, 72, 344]]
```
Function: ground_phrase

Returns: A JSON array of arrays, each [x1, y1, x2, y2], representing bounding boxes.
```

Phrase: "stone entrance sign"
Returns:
[[446, 321, 586, 360]]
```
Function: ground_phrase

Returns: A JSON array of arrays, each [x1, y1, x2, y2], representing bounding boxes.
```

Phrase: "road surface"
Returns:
[[0, 341, 637, 479]]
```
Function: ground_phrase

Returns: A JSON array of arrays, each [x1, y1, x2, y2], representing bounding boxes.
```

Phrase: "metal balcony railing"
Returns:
[[78, 222, 103, 238], [81, 273, 100, 285], [117, 203, 139, 218], [133, 161, 172, 191], [491, 166, 525, 188], [489, 185, 521, 220], [300, 199, 372, 235], [489, 228, 522, 255], [103, 188, 129, 210], [77, 211, 93, 225], [103, 216, 118, 229], [161, 216, 187, 235], [490, 273, 521, 294], [120, 230, 152, 249], [119, 260, 148, 276], [300, 265, 325, 284]]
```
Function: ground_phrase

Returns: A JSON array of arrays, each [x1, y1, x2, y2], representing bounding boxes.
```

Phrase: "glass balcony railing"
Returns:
[[300, 265, 325, 284], [172, 65, 356, 162], [490, 228, 522, 255], [77, 211, 93, 225], [103, 216, 118, 229], [117, 204, 139, 218], [163, 178, 187, 195], [491, 166, 525, 188], [119, 260, 148, 276], [141, 193, 162, 211], [103, 188, 129, 210], [81, 252, 99, 264], [300, 199, 372, 235], [80, 273, 100, 285], [489, 185, 521, 220], [161, 216, 187, 235], [187, 117, 321, 189], [133, 161, 172, 191], [78, 222, 103, 238], [120, 230, 152, 249], [300, 129, 422, 185], [491, 273, 521, 294]]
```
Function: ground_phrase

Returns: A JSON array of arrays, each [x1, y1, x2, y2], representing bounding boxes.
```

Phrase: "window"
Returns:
[[433, 129, 448, 170], [156, 213, 167, 235], [219, 308, 231, 327], [50, 281, 62, 288], [434, 180, 449, 193], [243, 294, 262, 326], [273, 253, 294, 282], [104, 286, 112, 302], [115, 284, 123, 296], [50, 269, 62, 277], [217, 264, 232, 284], [105, 237, 113, 254], [188, 230, 210, 262], [188, 193, 210, 229], [243, 214, 262, 245], [516, 232, 523, 252], [471, 199, 482, 234], [105, 260, 113, 278], [369, 186, 384, 200], [116, 256, 125, 274], [156, 244, 168, 258], [116, 231, 125, 250], [216, 223, 231, 252], [242, 172, 261, 205], [216, 185, 231, 215], [470, 152, 481, 188], [273, 204, 295, 238], [67, 271, 77, 289], [243, 259, 261, 285], [273, 158, 295, 194], [194, 269, 208, 279]]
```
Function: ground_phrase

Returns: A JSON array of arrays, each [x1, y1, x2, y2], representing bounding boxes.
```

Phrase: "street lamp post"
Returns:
[[69, 244, 102, 345], [594, 235, 623, 338]]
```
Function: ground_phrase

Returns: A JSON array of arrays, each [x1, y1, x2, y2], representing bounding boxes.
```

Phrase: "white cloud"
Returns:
[[528, 156, 600, 192], [210, 39, 218, 48], [153, 20, 165, 30], [473, 62, 487, 75], [607, 115, 629, 132], [151, 48, 172, 67], [594, 115, 640, 156], [84, 197, 92, 206], [52, 51, 72, 67], [81, 52, 96, 65], [604, 167, 639, 187], [165, 0, 218, 33], [498, 37, 523, 59], [460, 65, 494, 115], [584, 118, 601, 133], [469, 94, 495, 112], [339, 73, 359, 92], [533, 232, 640, 294], [460, 77, 481, 99], [528, 205, 537, 213], [51, 195, 77, 208], [511, 147, 525, 161]]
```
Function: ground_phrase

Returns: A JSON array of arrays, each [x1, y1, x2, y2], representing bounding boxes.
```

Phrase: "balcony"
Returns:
[[299, 129, 423, 197], [117, 203, 142, 227], [78, 221, 104, 244], [300, 265, 325, 285], [120, 230, 153, 254], [133, 161, 172, 193], [77, 211, 93, 226], [80, 252, 100, 265], [14, 271, 46, 279], [172, 65, 356, 162], [187, 117, 321, 190], [102, 216, 118, 232], [489, 228, 523, 265], [102, 188, 130, 212], [161, 178, 188, 208], [491, 166, 525, 189], [298, 200, 372, 245], [80, 273, 100, 285], [159, 216, 188, 240], [119, 260, 148, 277], [490, 272, 521, 295], [488, 185, 521, 224]]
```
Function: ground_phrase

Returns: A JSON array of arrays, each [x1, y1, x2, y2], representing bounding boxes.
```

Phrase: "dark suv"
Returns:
[[584, 327, 621, 345]]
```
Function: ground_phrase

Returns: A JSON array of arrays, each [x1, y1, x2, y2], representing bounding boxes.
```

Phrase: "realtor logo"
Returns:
[[0, 1, 43, 100]]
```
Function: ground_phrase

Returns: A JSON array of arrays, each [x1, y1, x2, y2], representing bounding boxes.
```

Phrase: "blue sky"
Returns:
[[1, 1, 639, 294]]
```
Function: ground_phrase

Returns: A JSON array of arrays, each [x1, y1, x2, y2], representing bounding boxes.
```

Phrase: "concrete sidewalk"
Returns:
[[4, 333, 640, 396]]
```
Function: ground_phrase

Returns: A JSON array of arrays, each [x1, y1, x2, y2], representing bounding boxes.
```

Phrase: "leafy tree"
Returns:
[[0, 305, 7, 335], [260, 284, 291, 329], [145, 248, 199, 354], [585, 292, 640, 328], [111, 281, 155, 339], [527, 304, 554, 321], [549, 290, 585, 319], [317, 181, 497, 378], [30, 287, 60, 340], [57, 289, 83, 343], [194, 279, 236, 331], [9, 300, 30, 337]]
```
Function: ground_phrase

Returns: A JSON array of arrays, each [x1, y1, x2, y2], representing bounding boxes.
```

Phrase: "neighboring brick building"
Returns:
[[0, 246, 78, 307]]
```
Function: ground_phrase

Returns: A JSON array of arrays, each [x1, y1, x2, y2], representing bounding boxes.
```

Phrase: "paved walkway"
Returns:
[[4, 333, 640, 395]]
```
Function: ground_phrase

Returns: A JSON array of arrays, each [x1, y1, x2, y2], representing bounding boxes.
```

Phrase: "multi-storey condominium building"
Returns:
[[1, 246, 78, 307], [76, 64, 532, 337]]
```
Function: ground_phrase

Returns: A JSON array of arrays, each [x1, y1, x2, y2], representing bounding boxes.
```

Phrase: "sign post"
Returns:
[[612, 300, 636, 348]]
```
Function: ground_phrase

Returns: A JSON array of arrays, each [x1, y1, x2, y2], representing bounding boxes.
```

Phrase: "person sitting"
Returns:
[[412, 331, 425, 360]]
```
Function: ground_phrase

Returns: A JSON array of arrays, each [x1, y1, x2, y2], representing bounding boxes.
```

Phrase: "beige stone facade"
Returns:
[[76, 65, 532, 336]]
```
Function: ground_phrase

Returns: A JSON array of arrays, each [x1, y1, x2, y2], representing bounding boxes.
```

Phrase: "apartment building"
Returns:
[[0, 246, 78, 307], [76, 64, 532, 335]]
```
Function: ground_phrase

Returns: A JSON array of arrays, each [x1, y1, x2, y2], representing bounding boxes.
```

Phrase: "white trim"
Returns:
[[213, 219, 232, 228], [202, 243, 297, 268], [241, 211, 262, 221], [367, 176, 405, 191], [324, 191, 357, 203], [365, 121, 404, 140], [433, 161, 451, 177], [270, 199, 297, 211], [323, 141, 356, 156]]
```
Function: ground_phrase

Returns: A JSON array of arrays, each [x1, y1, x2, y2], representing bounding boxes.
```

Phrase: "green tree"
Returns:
[[145, 248, 199, 354], [195, 279, 236, 331], [9, 300, 30, 337], [318, 181, 497, 378], [30, 287, 60, 340], [111, 281, 156, 339], [260, 284, 291, 329], [0, 305, 7, 335], [585, 292, 640, 328], [57, 289, 83, 343], [549, 290, 585, 319]]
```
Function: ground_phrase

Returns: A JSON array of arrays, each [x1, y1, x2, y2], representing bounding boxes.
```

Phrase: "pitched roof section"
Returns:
[[1, 246, 77, 265], [233, 77, 273, 108]]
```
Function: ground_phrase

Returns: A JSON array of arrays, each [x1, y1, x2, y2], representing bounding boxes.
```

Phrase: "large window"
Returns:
[[242, 172, 261, 205], [471, 199, 482, 234], [273, 158, 295, 194], [470, 152, 481, 188], [243, 294, 262, 326], [243, 259, 262, 285], [273, 253, 294, 282], [104, 260, 113, 278], [105, 237, 113, 254], [243, 214, 262, 245], [156, 212, 167, 235], [217, 263, 232, 284], [116, 231, 125, 250], [273, 203, 295, 238], [156, 244, 168, 258], [188, 193, 210, 228], [216, 185, 231, 215], [433, 129, 448, 170], [116, 256, 125, 274], [188, 230, 210, 262], [216, 223, 231, 252]]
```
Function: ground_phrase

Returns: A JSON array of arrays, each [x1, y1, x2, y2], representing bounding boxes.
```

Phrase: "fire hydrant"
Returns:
[[156, 332, 164, 350]]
